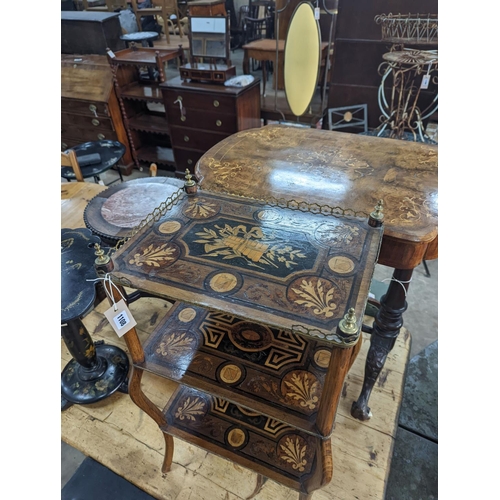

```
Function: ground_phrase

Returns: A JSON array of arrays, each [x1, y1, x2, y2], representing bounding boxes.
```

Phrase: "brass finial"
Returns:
[[184, 169, 198, 195], [94, 243, 110, 265], [184, 169, 195, 187], [369, 199, 384, 227], [338, 308, 358, 335]]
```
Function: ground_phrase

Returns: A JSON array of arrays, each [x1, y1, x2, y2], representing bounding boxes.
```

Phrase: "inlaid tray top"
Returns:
[[111, 190, 383, 343], [195, 125, 438, 245], [84, 177, 184, 246]]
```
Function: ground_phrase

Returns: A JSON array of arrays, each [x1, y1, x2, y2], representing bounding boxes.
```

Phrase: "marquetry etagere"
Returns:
[[61, 54, 134, 174], [107, 46, 185, 172], [160, 76, 261, 177], [96, 176, 385, 499]]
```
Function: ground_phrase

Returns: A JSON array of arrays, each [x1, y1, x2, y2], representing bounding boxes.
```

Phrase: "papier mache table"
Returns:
[[97, 175, 385, 499]]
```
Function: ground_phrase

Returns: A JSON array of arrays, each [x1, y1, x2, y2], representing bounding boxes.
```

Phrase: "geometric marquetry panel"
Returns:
[[140, 302, 343, 437], [161, 385, 331, 493]]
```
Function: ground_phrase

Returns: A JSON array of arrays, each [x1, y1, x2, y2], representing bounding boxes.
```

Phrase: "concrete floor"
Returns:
[[61, 46, 438, 499]]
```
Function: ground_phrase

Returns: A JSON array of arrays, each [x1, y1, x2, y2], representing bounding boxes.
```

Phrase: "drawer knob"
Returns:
[[176, 96, 183, 101], [92, 118, 100, 126], [216, 120, 222, 127], [187, 159, 193, 165], [184, 135, 190, 142], [89, 104, 98, 117], [181, 115, 186, 122], [213, 100, 219, 107], [62, 142, 68, 150], [97, 133, 106, 140]]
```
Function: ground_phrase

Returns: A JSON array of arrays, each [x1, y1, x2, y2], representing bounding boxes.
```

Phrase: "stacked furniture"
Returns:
[[61, 54, 134, 175]]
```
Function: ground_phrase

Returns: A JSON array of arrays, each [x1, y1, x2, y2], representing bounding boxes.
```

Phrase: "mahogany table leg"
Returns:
[[243, 50, 250, 75], [262, 60, 267, 96], [351, 268, 413, 421]]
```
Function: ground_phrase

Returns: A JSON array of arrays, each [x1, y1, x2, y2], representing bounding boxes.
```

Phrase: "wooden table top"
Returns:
[[195, 125, 438, 269], [243, 39, 328, 53], [61, 182, 107, 230], [111, 190, 382, 343]]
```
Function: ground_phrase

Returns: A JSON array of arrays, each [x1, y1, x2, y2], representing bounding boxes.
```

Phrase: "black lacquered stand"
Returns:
[[61, 228, 129, 411]]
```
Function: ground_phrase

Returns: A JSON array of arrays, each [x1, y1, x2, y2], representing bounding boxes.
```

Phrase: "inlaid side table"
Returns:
[[100, 178, 384, 499], [195, 124, 438, 421]]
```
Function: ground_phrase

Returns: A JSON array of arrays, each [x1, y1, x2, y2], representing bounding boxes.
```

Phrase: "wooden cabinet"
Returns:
[[61, 11, 126, 55], [107, 47, 186, 172], [61, 54, 134, 174], [161, 76, 261, 177]]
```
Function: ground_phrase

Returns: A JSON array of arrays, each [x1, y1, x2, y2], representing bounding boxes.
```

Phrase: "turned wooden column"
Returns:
[[351, 267, 413, 420]]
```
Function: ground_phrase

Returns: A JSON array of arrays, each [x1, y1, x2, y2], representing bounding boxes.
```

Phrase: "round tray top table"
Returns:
[[83, 176, 185, 246], [61, 228, 129, 410], [61, 140, 126, 184], [120, 31, 159, 48]]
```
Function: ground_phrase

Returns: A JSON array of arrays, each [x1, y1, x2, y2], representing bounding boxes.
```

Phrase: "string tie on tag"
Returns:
[[381, 277, 412, 298], [87, 273, 126, 311]]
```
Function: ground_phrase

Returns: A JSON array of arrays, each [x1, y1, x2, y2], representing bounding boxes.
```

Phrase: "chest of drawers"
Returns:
[[61, 55, 134, 174], [160, 76, 261, 177]]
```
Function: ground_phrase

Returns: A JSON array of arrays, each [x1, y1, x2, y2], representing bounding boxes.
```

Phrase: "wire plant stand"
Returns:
[[374, 13, 438, 143], [375, 13, 438, 46]]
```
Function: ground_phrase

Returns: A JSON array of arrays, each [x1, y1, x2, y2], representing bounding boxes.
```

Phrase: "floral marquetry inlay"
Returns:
[[128, 243, 179, 267], [288, 278, 339, 318], [155, 332, 195, 357], [183, 198, 220, 219], [315, 222, 360, 247], [281, 371, 320, 410], [194, 223, 307, 272], [278, 435, 308, 472], [174, 396, 206, 421]]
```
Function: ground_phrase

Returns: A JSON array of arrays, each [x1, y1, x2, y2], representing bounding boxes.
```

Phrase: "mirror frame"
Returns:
[[283, 2, 322, 117], [187, 15, 231, 64]]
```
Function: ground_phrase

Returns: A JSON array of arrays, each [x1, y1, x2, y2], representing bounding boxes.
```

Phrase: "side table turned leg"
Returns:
[[351, 268, 413, 421]]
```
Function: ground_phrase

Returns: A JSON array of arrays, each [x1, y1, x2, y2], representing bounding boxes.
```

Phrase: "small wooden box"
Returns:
[[61, 11, 126, 55], [179, 62, 236, 83]]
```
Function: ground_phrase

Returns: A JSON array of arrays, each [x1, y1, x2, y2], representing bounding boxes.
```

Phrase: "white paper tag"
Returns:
[[98, 179, 105, 186], [104, 299, 137, 337], [314, 7, 320, 19], [107, 50, 115, 58], [421, 74, 430, 89]]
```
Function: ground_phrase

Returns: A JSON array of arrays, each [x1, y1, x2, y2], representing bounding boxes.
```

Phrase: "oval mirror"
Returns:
[[284, 2, 321, 117]]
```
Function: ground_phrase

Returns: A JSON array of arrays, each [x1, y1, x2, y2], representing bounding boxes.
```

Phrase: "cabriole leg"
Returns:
[[351, 268, 413, 420]]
